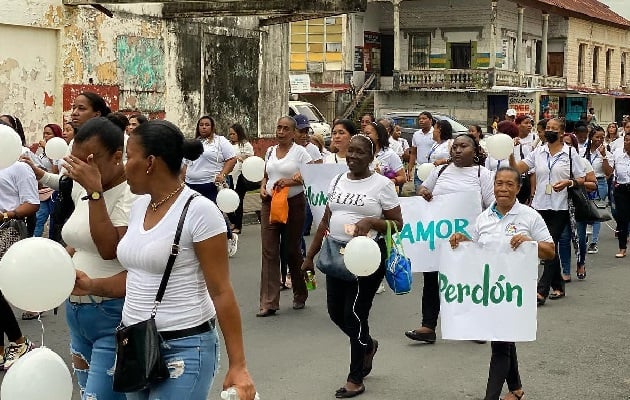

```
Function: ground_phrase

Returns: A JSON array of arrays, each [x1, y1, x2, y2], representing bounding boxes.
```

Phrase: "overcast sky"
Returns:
[[600, 0, 630, 19]]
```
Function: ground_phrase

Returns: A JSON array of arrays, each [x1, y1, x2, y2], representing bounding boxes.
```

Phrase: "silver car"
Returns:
[[382, 112, 469, 146]]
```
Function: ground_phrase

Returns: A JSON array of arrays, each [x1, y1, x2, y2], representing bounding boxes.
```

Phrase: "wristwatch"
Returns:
[[86, 191, 103, 201], [2, 212, 9, 221]]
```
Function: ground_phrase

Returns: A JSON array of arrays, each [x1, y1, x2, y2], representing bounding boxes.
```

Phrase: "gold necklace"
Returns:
[[150, 182, 185, 212]]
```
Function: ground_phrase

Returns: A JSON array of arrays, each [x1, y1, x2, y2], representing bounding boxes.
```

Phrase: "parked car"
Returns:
[[288, 101, 331, 145], [382, 111, 469, 146]]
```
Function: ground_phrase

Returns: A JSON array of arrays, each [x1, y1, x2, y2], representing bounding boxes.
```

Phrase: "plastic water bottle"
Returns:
[[220, 387, 260, 400], [305, 271, 317, 291]]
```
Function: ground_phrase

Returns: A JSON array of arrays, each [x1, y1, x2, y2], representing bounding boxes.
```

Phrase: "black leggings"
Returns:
[[420, 271, 440, 330], [614, 186, 630, 250], [484, 341, 522, 400], [0, 291, 22, 346]]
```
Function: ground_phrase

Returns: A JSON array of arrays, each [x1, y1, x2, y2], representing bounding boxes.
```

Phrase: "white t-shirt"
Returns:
[[62, 181, 136, 279], [324, 153, 346, 164], [471, 201, 553, 246], [612, 148, 630, 184], [327, 173, 400, 242], [304, 142, 323, 162], [411, 128, 435, 166], [389, 136, 403, 157], [522, 144, 586, 211], [427, 140, 451, 164], [610, 136, 624, 152], [0, 162, 39, 211], [229, 141, 255, 181], [185, 136, 236, 184], [372, 147, 404, 176], [422, 164, 495, 209], [585, 149, 613, 178], [398, 138, 410, 152], [265, 144, 312, 198], [118, 187, 225, 331]]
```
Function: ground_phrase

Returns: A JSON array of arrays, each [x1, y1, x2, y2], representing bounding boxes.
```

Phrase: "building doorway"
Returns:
[[380, 34, 394, 77], [547, 52, 564, 77], [450, 43, 471, 69]]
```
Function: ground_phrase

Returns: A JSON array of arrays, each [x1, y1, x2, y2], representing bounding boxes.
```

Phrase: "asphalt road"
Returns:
[[2, 221, 629, 400]]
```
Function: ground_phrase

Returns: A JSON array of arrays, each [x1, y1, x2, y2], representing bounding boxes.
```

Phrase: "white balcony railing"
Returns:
[[398, 69, 567, 90]]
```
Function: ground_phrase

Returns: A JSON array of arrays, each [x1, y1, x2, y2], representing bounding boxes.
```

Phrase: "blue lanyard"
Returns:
[[427, 143, 439, 162], [496, 160, 501, 169], [588, 151, 598, 165], [546, 151, 563, 182]]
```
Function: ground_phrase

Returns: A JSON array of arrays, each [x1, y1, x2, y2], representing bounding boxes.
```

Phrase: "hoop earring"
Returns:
[[473, 155, 480, 164]]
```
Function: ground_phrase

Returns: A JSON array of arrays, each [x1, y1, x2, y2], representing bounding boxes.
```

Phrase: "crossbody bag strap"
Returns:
[[325, 173, 344, 226], [152, 193, 199, 316], [385, 220, 393, 258], [569, 146, 574, 180]]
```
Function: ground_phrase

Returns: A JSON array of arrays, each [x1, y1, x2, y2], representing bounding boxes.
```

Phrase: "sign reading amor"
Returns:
[[398, 192, 482, 272], [438, 242, 538, 342]]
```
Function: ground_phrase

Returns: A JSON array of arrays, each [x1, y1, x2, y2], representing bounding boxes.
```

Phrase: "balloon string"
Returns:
[[37, 313, 45, 347]]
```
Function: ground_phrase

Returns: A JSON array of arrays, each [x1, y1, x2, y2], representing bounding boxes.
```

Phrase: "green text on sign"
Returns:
[[438, 264, 523, 307]]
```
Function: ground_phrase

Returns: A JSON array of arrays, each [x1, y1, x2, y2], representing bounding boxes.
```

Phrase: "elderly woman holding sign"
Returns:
[[450, 167, 555, 400]]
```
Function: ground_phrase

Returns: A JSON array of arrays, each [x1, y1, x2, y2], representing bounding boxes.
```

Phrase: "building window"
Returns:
[[605, 49, 612, 88], [593, 46, 600, 83], [408, 33, 431, 69], [578, 44, 586, 83]]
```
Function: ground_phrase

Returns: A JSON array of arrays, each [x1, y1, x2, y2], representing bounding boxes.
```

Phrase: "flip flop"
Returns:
[[549, 291, 565, 300], [335, 385, 365, 398]]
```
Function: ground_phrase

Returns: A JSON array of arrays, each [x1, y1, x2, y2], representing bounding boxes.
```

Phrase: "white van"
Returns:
[[288, 101, 331, 144]]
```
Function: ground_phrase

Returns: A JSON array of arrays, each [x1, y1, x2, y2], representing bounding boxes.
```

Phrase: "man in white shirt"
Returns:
[[408, 111, 435, 191]]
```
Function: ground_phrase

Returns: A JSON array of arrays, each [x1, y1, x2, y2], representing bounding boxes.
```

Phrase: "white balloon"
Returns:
[[416, 163, 435, 181], [216, 188, 240, 213], [1, 347, 73, 400], [0, 125, 23, 170], [343, 236, 382, 277], [486, 133, 514, 160], [241, 156, 265, 182], [0, 238, 75, 312], [44, 137, 69, 160]]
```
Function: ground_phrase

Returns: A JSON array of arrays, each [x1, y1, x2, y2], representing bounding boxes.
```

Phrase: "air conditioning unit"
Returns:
[[307, 62, 324, 73]]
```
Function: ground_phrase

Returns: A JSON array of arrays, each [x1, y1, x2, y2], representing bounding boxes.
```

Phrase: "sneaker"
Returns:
[[227, 233, 239, 257], [4, 338, 33, 370], [587, 243, 598, 254], [0, 353, 5, 369], [376, 282, 386, 294]]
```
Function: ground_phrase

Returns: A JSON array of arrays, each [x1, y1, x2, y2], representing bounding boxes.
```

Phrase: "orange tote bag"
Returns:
[[269, 187, 290, 224]]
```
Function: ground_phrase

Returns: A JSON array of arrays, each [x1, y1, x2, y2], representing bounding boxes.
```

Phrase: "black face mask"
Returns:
[[544, 130, 559, 143]]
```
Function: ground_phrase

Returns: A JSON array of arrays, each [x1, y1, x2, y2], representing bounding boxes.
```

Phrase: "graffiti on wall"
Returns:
[[117, 36, 165, 112]]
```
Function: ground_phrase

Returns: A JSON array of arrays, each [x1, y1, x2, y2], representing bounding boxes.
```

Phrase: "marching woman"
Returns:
[[427, 119, 453, 167], [363, 122, 406, 186], [118, 120, 256, 400], [27, 117, 134, 399], [227, 123, 255, 234], [325, 119, 358, 164], [611, 134, 630, 258], [509, 118, 585, 305], [302, 134, 402, 398], [405, 134, 495, 343], [258, 117, 313, 317], [184, 116, 238, 256], [449, 167, 555, 400]]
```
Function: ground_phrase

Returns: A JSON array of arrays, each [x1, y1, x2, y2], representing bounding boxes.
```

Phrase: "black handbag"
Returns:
[[567, 148, 611, 222], [112, 194, 198, 393]]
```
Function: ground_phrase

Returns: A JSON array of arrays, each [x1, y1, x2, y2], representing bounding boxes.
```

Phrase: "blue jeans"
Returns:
[[126, 330, 219, 400], [589, 177, 609, 244], [34, 197, 54, 237], [576, 222, 587, 268], [559, 225, 573, 276], [414, 171, 422, 193], [66, 298, 126, 400]]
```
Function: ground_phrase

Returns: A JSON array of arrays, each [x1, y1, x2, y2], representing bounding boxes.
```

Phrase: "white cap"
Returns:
[[506, 109, 517, 117]]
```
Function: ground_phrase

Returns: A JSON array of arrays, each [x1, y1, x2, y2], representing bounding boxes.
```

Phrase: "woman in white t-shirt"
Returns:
[[325, 119, 357, 164], [118, 120, 256, 400], [364, 122, 406, 186], [31, 117, 133, 400], [428, 119, 454, 167], [406, 134, 495, 344], [227, 123, 255, 234], [184, 116, 239, 256], [257, 116, 313, 317], [449, 167, 555, 400], [302, 134, 403, 398]]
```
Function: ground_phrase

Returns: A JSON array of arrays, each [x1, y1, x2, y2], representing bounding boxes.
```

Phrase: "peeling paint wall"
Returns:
[[0, 1, 289, 144]]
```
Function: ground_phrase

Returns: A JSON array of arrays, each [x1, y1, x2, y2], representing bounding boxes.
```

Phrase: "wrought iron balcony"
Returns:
[[398, 69, 567, 90]]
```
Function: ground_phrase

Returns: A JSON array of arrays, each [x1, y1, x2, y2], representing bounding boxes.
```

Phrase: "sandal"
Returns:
[[231, 228, 241, 234], [615, 250, 626, 258], [537, 294, 546, 306], [21, 311, 41, 320], [549, 291, 565, 300], [576, 265, 586, 280], [501, 390, 525, 400]]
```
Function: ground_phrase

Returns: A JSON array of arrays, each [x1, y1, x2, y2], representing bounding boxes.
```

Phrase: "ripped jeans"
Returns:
[[125, 329, 219, 400], [66, 298, 126, 400]]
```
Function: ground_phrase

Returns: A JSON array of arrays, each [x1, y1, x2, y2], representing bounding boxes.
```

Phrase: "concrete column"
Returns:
[[516, 6, 524, 72], [541, 13, 549, 76], [393, 0, 401, 89], [490, 1, 497, 70]]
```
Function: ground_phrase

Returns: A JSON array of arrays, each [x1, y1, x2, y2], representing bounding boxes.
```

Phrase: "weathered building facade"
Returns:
[[1, 0, 366, 144]]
